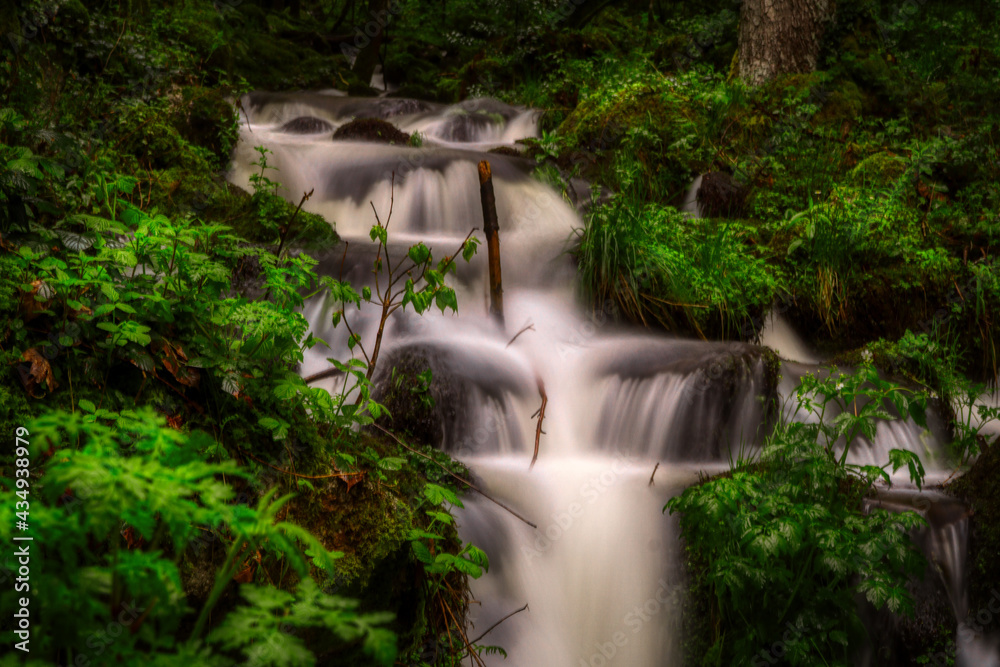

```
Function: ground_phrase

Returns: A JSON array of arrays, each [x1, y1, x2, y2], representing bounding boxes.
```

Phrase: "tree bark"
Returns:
[[738, 0, 835, 86], [478, 161, 504, 325], [351, 0, 390, 85]]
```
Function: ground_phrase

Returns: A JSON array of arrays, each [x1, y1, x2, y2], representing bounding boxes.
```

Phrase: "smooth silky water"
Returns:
[[228, 91, 994, 666]]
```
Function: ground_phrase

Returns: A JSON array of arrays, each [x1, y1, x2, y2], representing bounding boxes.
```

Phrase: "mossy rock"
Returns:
[[556, 82, 700, 197], [333, 118, 411, 145], [814, 79, 864, 127], [288, 477, 412, 589], [949, 446, 1000, 616], [848, 152, 907, 187], [371, 352, 439, 447], [487, 145, 525, 158]]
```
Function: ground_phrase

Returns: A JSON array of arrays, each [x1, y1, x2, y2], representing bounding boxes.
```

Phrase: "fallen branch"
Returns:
[[648, 461, 660, 486], [468, 603, 529, 646], [530, 378, 547, 470], [239, 448, 365, 481], [371, 423, 537, 528], [505, 322, 535, 348], [302, 367, 343, 385]]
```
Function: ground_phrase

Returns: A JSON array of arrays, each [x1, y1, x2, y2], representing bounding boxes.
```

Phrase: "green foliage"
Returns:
[[577, 194, 779, 340], [0, 5, 488, 663], [0, 410, 390, 664], [668, 363, 931, 665]]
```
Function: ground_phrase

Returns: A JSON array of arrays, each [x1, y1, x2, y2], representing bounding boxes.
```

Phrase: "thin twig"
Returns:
[[505, 322, 535, 348], [371, 423, 536, 528], [239, 448, 365, 480], [467, 603, 529, 645], [274, 188, 314, 260], [530, 378, 547, 470], [102, 18, 128, 73], [440, 595, 486, 667], [648, 462, 660, 486]]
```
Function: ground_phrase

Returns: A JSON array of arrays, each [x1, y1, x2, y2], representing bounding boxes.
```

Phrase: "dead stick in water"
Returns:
[[649, 461, 660, 486], [505, 322, 535, 348], [478, 160, 504, 324], [372, 423, 537, 528], [467, 603, 529, 646], [531, 378, 547, 470]]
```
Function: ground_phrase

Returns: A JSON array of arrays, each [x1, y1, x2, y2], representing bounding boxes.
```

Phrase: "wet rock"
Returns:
[[332, 117, 411, 144], [280, 116, 334, 134], [371, 342, 532, 454], [487, 146, 524, 158], [594, 340, 779, 460], [696, 171, 749, 218]]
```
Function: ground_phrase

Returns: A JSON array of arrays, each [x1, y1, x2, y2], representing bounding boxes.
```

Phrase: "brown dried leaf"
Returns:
[[20, 281, 50, 322], [334, 471, 365, 492], [233, 560, 256, 583], [122, 525, 144, 549], [18, 348, 58, 398], [154, 339, 200, 387]]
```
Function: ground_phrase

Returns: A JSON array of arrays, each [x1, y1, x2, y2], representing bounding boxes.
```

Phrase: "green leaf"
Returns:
[[407, 242, 431, 265], [462, 237, 480, 262], [434, 288, 458, 313], [411, 540, 433, 564], [378, 457, 404, 472]]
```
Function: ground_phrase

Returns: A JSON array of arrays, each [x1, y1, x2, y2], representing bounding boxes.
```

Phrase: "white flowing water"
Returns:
[[229, 92, 978, 665]]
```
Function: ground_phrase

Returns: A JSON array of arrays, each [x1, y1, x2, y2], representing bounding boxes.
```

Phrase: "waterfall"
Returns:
[[230, 91, 985, 665]]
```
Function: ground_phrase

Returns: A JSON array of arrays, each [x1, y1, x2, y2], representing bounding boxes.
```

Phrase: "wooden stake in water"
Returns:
[[478, 160, 504, 325]]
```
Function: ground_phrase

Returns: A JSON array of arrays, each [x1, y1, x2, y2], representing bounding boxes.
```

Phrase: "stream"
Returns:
[[228, 91, 996, 666]]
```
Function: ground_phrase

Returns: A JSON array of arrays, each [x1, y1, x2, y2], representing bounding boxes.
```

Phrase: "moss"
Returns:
[[0, 374, 33, 449], [678, 543, 717, 667], [371, 353, 439, 447], [814, 79, 864, 127], [333, 118, 411, 145], [848, 152, 907, 187], [555, 81, 701, 198], [289, 477, 412, 589], [486, 145, 524, 158]]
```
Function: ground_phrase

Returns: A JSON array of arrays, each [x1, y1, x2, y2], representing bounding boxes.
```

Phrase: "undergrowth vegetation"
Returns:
[[668, 363, 931, 666], [2, 0, 1000, 665], [0, 1, 494, 665]]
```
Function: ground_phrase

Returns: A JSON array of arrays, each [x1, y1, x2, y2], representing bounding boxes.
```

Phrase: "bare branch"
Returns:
[[372, 423, 537, 528], [530, 378, 547, 470]]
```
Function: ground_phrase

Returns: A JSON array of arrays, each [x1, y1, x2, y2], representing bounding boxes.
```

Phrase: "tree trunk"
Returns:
[[738, 0, 835, 86], [351, 0, 390, 85]]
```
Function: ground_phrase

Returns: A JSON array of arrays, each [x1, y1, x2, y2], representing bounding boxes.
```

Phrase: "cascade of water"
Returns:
[[230, 91, 980, 665]]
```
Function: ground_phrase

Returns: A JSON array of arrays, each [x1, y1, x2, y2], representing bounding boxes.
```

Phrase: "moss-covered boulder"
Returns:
[[333, 118, 412, 144]]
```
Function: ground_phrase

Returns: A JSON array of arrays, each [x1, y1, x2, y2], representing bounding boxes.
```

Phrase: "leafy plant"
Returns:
[[668, 361, 931, 665]]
